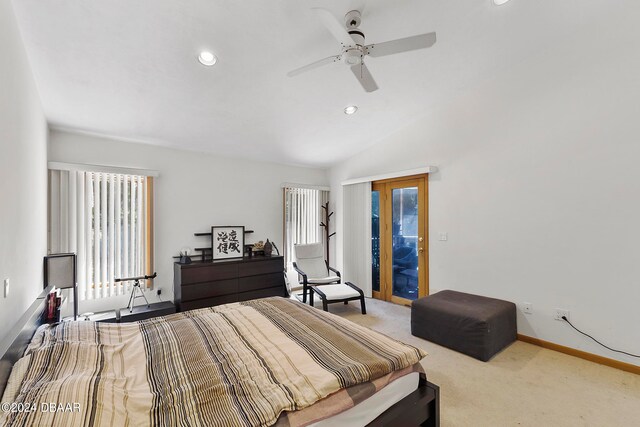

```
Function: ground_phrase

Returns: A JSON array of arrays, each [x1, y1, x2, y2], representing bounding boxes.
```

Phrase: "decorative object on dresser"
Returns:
[[263, 239, 273, 256], [212, 226, 245, 260], [271, 241, 280, 256], [250, 240, 265, 257], [174, 256, 286, 311], [179, 247, 192, 264], [174, 227, 255, 262]]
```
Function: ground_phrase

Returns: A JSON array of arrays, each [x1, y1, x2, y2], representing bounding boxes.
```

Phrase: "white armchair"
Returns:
[[292, 243, 341, 303], [293, 243, 366, 314]]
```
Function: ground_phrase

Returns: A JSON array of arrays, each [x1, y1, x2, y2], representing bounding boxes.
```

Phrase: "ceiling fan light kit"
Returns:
[[287, 8, 437, 93]]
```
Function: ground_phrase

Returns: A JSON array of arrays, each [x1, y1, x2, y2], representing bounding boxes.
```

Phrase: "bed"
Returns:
[[0, 289, 439, 426]]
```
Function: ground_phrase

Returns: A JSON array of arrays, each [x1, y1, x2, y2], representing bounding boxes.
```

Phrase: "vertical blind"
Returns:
[[343, 182, 373, 297], [283, 187, 329, 270], [49, 169, 148, 300]]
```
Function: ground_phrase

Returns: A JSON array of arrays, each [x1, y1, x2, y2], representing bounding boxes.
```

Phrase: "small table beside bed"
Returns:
[[0, 287, 439, 427]]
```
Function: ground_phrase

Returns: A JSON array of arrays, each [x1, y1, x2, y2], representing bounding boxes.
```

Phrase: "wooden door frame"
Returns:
[[372, 174, 429, 305]]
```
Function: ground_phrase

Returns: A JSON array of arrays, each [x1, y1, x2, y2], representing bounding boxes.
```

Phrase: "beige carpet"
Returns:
[[321, 298, 640, 427]]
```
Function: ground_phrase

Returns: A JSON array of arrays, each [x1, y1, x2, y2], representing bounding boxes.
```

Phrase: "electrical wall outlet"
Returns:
[[3, 278, 9, 298], [438, 232, 448, 241], [554, 308, 570, 321], [156, 289, 162, 296], [522, 302, 533, 314]]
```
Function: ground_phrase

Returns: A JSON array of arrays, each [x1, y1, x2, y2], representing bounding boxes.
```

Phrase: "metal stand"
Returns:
[[126, 278, 150, 313], [115, 272, 157, 313]]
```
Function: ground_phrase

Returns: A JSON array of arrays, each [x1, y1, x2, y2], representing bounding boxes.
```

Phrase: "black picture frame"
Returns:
[[211, 226, 245, 260]]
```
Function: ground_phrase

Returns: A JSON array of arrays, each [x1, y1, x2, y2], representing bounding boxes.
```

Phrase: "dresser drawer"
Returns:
[[238, 272, 284, 292], [180, 294, 238, 311], [237, 286, 285, 302], [239, 258, 283, 277], [180, 264, 238, 284], [181, 279, 238, 302]]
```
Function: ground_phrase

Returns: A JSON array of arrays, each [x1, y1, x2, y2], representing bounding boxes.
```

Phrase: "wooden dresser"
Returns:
[[173, 256, 286, 312]]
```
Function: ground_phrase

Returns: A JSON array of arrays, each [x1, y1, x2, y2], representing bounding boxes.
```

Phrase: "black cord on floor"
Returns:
[[561, 316, 640, 358]]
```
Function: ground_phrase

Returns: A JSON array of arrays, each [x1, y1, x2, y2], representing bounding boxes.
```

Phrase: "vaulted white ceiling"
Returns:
[[13, 0, 609, 168]]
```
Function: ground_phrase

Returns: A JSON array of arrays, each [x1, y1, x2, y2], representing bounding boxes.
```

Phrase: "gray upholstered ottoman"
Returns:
[[411, 290, 516, 361]]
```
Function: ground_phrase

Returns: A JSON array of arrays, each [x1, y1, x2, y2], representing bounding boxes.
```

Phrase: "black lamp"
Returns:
[[44, 253, 77, 320]]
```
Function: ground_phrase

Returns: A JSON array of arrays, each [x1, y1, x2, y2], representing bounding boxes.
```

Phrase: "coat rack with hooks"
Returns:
[[320, 202, 336, 264]]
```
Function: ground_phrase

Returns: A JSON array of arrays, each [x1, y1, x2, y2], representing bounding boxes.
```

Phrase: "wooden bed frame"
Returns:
[[0, 285, 52, 398], [0, 288, 440, 426], [370, 374, 440, 426]]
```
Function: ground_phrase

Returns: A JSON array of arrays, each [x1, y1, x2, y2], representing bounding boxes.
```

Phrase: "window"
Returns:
[[283, 186, 329, 270], [49, 168, 154, 300]]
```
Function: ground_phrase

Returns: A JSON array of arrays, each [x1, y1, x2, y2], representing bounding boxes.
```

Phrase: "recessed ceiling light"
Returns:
[[493, 0, 511, 5], [198, 51, 217, 66], [344, 105, 358, 115]]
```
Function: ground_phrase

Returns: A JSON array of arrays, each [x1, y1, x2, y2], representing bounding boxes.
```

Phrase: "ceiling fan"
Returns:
[[287, 8, 437, 93]]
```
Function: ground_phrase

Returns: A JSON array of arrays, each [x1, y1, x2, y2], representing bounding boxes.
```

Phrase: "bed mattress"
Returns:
[[308, 372, 420, 426], [1, 297, 426, 427]]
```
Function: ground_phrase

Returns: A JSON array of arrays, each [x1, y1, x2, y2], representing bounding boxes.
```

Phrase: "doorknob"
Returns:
[[419, 247, 424, 253], [418, 237, 424, 242]]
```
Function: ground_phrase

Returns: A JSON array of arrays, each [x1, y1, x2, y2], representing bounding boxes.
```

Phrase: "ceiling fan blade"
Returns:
[[366, 32, 436, 58], [312, 8, 356, 47], [287, 55, 341, 77], [350, 62, 378, 92]]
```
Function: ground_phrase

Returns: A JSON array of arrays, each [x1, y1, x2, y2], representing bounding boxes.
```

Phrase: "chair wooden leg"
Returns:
[[344, 301, 348, 305], [302, 285, 307, 303], [322, 299, 328, 311], [309, 289, 314, 307], [360, 295, 367, 315]]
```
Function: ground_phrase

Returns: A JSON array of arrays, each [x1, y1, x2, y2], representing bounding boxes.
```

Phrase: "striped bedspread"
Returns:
[[1, 297, 426, 427]]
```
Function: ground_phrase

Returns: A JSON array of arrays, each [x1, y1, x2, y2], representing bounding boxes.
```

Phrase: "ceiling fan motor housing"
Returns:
[[342, 10, 364, 66], [344, 25, 365, 66], [348, 30, 365, 46]]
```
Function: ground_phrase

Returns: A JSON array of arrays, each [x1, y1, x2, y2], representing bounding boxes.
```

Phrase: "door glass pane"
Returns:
[[371, 190, 380, 293], [392, 187, 418, 300]]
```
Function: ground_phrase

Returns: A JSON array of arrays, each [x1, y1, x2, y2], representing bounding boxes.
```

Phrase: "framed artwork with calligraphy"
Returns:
[[211, 226, 245, 260]]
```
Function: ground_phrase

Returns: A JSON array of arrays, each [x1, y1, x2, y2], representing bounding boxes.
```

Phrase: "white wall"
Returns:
[[330, 5, 640, 365], [0, 0, 48, 343], [49, 130, 328, 312]]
